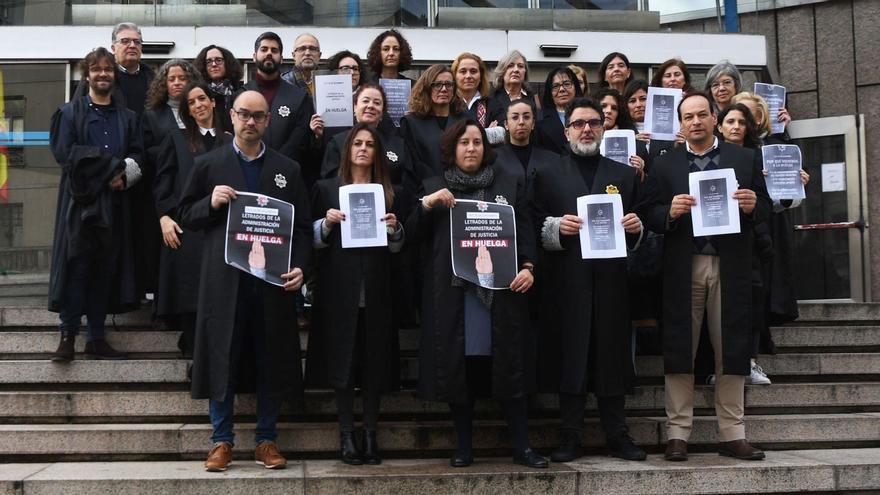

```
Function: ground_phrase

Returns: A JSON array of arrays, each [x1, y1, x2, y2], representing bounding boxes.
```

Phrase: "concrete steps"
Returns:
[[0, 414, 877, 459], [1, 449, 878, 495], [1, 383, 878, 421]]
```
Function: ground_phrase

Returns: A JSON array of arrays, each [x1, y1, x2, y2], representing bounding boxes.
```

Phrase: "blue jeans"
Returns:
[[208, 276, 281, 446], [58, 251, 115, 342]]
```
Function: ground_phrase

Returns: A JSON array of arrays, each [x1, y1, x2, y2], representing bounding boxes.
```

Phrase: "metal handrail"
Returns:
[[794, 221, 864, 231]]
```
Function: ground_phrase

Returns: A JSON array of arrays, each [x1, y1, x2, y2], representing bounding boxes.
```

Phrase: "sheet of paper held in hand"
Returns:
[[644, 87, 682, 142], [224, 191, 295, 286], [762, 144, 805, 201], [449, 199, 518, 290], [754, 82, 787, 135], [576, 193, 627, 259], [379, 78, 412, 127], [601, 129, 637, 166], [688, 168, 741, 237], [339, 183, 387, 248], [315, 74, 354, 128]]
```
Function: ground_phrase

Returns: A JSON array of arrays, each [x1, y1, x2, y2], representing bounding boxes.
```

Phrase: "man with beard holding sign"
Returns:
[[178, 90, 312, 472], [530, 97, 647, 462]]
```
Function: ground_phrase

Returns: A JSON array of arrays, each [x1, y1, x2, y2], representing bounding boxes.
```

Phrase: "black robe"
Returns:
[[400, 112, 466, 183], [137, 106, 181, 294], [643, 142, 770, 376], [48, 95, 143, 315], [305, 178, 407, 391], [320, 125, 413, 189], [153, 131, 228, 316], [242, 79, 314, 167], [178, 144, 312, 401], [493, 142, 559, 182], [529, 154, 646, 396], [486, 89, 540, 128], [407, 169, 536, 404], [535, 107, 569, 156]]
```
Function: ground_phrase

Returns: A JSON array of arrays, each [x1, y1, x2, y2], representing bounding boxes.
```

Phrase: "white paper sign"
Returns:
[[821, 162, 846, 193], [762, 144, 805, 201], [576, 194, 627, 259], [315, 74, 354, 128], [754, 82, 787, 135], [339, 183, 387, 248], [644, 87, 682, 142], [601, 129, 637, 166], [689, 168, 741, 237]]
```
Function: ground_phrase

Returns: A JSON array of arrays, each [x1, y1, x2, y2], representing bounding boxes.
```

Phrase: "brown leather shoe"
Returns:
[[664, 439, 688, 461], [204, 442, 232, 472], [255, 441, 287, 469], [719, 439, 765, 460]]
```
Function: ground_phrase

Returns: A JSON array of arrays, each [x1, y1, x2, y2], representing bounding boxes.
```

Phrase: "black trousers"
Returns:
[[559, 393, 628, 441]]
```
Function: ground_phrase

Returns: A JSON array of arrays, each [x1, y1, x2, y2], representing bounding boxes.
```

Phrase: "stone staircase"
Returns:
[[0, 274, 877, 494]]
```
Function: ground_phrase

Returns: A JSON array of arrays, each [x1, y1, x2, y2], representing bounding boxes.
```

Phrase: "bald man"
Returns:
[[178, 90, 313, 472]]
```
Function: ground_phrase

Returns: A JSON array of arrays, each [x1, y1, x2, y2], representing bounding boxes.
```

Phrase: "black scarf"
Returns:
[[445, 165, 495, 306], [209, 79, 235, 97]]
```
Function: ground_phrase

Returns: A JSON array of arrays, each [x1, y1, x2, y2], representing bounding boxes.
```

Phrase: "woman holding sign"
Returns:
[[307, 123, 405, 465], [154, 81, 229, 358], [408, 119, 546, 469]]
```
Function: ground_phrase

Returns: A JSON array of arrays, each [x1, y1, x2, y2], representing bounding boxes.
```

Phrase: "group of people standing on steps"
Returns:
[[48, 21, 805, 473]]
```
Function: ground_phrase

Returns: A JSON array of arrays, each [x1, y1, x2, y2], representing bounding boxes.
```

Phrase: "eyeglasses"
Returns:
[[337, 65, 360, 73], [294, 45, 320, 53], [551, 80, 574, 93], [431, 81, 454, 90], [116, 38, 142, 46], [566, 118, 604, 130], [206, 57, 225, 66], [234, 110, 268, 123], [711, 79, 736, 89]]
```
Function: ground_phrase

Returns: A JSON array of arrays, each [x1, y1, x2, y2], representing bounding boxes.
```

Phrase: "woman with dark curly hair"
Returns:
[[401, 64, 465, 182], [140, 59, 203, 296], [327, 50, 368, 91], [408, 118, 545, 469], [193, 45, 242, 131], [366, 29, 413, 82]]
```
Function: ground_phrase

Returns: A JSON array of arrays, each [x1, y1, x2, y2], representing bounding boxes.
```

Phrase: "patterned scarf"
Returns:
[[445, 165, 495, 307]]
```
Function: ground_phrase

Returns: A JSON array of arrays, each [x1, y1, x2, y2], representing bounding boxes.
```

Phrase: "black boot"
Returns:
[[51, 331, 76, 363], [550, 430, 583, 462], [606, 432, 647, 461], [362, 430, 382, 465], [513, 448, 549, 468], [340, 430, 363, 465], [84, 339, 126, 360]]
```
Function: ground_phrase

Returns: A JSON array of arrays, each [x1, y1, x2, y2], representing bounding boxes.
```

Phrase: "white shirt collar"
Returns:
[[199, 127, 216, 137], [506, 88, 528, 99], [686, 136, 719, 157], [461, 93, 483, 110]]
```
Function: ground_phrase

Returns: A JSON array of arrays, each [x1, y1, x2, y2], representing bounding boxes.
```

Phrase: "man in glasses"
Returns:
[[178, 90, 313, 472], [282, 33, 321, 97], [49, 47, 144, 362], [530, 97, 648, 463], [242, 32, 314, 170], [72, 22, 154, 116]]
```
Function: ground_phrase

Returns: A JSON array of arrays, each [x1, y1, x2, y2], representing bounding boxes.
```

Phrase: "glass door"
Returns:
[[787, 115, 869, 302]]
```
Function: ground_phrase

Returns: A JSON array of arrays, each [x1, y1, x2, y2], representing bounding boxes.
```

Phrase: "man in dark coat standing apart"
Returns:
[[644, 91, 769, 462], [178, 90, 312, 472], [530, 97, 647, 462], [48, 47, 144, 362]]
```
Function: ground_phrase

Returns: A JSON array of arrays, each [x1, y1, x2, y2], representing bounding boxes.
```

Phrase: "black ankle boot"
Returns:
[[340, 430, 363, 465], [550, 430, 583, 462], [362, 430, 381, 465], [51, 331, 76, 362]]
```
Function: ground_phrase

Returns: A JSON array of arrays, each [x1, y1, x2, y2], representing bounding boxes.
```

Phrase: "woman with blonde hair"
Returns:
[[452, 52, 504, 144]]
